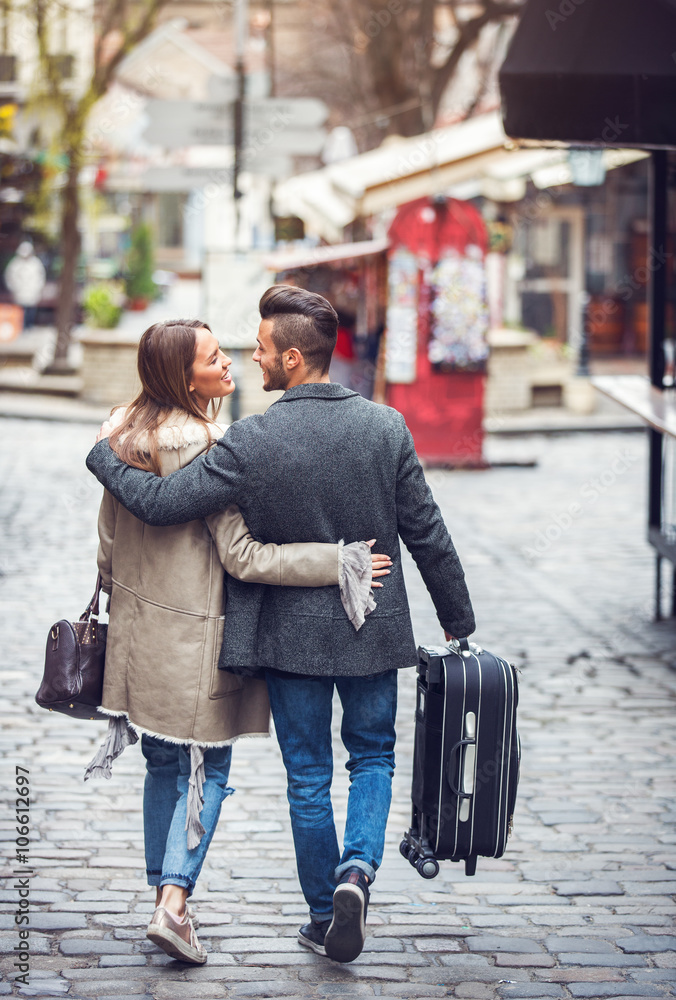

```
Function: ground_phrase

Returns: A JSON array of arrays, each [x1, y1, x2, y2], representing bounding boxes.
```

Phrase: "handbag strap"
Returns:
[[80, 573, 103, 622]]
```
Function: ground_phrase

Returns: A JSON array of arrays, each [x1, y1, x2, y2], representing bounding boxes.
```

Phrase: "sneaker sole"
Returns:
[[146, 923, 207, 965], [297, 928, 327, 956], [324, 884, 366, 963]]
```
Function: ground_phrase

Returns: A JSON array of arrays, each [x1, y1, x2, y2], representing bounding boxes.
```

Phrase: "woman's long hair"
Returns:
[[108, 319, 221, 475]]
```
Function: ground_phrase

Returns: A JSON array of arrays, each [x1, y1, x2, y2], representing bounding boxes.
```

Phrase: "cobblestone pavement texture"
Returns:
[[0, 420, 675, 1000]]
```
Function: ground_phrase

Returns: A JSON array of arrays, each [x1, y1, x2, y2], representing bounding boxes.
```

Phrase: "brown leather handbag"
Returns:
[[36, 575, 108, 720]]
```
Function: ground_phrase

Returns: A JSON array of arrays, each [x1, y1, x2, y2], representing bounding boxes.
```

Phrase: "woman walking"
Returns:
[[86, 318, 390, 965]]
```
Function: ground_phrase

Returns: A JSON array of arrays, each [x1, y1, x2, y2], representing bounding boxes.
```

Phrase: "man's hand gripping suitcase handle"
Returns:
[[445, 634, 472, 657]]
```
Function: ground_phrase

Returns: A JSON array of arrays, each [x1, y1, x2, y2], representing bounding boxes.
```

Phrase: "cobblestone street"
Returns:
[[1, 418, 675, 1000]]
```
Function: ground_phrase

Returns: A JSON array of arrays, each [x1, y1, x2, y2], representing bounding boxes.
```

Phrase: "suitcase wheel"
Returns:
[[415, 857, 439, 879], [399, 838, 412, 860]]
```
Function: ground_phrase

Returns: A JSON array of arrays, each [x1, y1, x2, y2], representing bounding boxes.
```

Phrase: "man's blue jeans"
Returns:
[[265, 670, 397, 920], [141, 735, 234, 896]]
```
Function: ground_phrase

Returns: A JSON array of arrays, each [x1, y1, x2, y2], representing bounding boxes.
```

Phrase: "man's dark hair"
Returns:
[[259, 285, 338, 375]]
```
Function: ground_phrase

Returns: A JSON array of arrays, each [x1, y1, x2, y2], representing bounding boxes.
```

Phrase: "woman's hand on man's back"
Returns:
[[95, 420, 112, 443], [365, 538, 392, 589]]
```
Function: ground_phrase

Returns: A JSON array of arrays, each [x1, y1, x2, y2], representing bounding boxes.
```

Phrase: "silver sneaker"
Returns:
[[146, 906, 207, 965]]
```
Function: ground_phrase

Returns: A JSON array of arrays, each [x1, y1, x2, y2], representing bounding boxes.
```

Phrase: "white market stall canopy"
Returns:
[[264, 238, 389, 273], [273, 111, 648, 242]]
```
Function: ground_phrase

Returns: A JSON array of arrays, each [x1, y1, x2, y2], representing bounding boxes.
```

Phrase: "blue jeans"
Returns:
[[141, 735, 234, 896], [265, 670, 397, 920]]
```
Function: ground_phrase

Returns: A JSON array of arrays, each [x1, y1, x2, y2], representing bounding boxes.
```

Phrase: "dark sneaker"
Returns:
[[324, 867, 370, 963], [297, 917, 331, 956]]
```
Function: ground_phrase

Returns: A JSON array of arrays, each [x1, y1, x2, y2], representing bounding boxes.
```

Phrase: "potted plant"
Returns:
[[82, 282, 123, 329], [125, 223, 157, 310]]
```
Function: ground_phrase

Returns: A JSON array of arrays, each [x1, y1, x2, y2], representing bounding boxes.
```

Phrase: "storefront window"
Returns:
[[513, 211, 578, 342], [501, 159, 651, 363]]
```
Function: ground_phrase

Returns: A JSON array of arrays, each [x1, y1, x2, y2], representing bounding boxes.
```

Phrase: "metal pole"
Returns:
[[649, 150, 668, 389], [267, 0, 275, 97], [647, 150, 668, 619], [228, 0, 247, 421], [229, 349, 242, 423], [576, 191, 590, 377], [233, 0, 248, 247], [655, 554, 662, 622], [577, 290, 590, 377]]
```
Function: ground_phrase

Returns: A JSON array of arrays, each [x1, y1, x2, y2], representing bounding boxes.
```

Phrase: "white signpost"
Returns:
[[248, 98, 329, 130], [143, 97, 329, 159], [143, 101, 228, 146], [142, 156, 293, 191]]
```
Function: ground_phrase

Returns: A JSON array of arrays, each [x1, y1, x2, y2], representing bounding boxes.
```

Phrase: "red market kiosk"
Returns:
[[267, 195, 490, 466], [384, 197, 488, 467]]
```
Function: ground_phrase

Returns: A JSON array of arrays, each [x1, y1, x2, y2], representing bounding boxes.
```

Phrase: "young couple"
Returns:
[[86, 284, 475, 966]]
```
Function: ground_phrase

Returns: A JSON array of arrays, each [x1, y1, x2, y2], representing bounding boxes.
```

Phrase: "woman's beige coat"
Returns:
[[96, 408, 340, 746]]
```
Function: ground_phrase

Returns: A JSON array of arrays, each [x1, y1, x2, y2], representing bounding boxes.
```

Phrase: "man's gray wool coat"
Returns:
[[86, 383, 475, 678]]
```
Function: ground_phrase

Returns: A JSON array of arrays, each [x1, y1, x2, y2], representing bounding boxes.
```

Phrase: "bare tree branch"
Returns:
[[280, 0, 524, 147], [34, 0, 69, 102], [93, 0, 166, 95], [431, 0, 522, 114], [93, 0, 127, 73]]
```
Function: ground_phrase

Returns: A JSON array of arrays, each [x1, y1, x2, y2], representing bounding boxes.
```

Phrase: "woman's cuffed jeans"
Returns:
[[141, 735, 234, 896], [265, 669, 397, 920]]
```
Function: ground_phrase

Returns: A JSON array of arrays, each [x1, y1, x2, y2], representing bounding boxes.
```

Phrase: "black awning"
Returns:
[[499, 0, 676, 148]]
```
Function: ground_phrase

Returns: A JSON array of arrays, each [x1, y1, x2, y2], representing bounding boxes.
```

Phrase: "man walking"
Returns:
[[86, 285, 475, 963]]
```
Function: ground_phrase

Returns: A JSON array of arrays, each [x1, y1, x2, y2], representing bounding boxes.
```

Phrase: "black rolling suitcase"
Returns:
[[401, 638, 520, 878]]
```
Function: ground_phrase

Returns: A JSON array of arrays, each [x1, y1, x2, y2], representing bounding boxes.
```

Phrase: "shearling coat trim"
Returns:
[[105, 406, 224, 452], [96, 707, 270, 748]]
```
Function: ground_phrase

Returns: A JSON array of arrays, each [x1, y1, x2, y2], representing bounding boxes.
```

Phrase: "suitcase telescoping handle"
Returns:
[[425, 638, 473, 685], [447, 637, 471, 657], [447, 737, 476, 798]]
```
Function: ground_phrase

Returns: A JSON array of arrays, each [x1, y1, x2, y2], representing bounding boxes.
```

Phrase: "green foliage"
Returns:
[[125, 223, 157, 301], [83, 283, 123, 329]]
